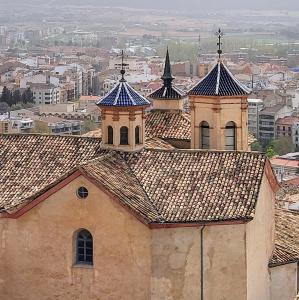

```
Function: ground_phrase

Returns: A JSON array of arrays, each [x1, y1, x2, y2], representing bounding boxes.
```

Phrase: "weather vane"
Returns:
[[116, 50, 129, 81], [216, 28, 224, 59]]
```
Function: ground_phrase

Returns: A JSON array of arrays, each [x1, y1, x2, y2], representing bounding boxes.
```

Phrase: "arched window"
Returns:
[[120, 126, 129, 145], [225, 121, 236, 150], [107, 126, 113, 144], [76, 229, 93, 265], [135, 126, 140, 145], [200, 121, 210, 149]]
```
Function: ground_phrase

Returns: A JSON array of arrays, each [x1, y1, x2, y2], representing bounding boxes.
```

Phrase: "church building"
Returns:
[[0, 37, 297, 300]]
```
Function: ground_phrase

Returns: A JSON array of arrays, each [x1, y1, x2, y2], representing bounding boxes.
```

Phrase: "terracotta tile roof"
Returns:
[[276, 116, 299, 126], [269, 209, 299, 267], [81, 154, 161, 224], [82, 129, 102, 138], [248, 133, 257, 145], [122, 149, 266, 223], [145, 111, 191, 141], [0, 135, 267, 224], [82, 130, 174, 150], [270, 158, 299, 168], [0, 134, 103, 213], [144, 138, 175, 150]]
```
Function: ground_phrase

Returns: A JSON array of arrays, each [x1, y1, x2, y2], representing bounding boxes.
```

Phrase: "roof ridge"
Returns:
[[120, 153, 165, 223], [143, 147, 266, 155], [79, 150, 115, 167], [221, 62, 251, 94], [187, 61, 216, 95], [215, 62, 221, 95], [0, 133, 102, 141]]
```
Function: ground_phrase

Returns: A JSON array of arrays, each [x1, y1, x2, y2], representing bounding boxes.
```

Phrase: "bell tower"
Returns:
[[188, 29, 251, 151], [97, 51, 150, 152]]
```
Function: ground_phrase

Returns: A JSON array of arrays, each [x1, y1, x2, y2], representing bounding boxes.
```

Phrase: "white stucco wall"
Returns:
[[270, 263, 297, 300], [246, 176, 275, 300]]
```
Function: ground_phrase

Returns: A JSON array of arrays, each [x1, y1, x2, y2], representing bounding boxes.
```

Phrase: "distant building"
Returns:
[[78, 95, 99, 108], [32, 115, 83, 135], [271, 156, 299, 182], [31, 83, 60, 105], [0, 113, 34, 134], [248, 98, 263, 137], [276, 116, 299, 149], [258, 104, 293, 146], [172, 61, 191, 76]]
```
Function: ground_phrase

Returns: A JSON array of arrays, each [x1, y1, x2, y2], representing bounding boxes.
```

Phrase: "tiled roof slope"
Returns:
[[0, 134, 103, 213], [148, 48, 186, 100], [189, 61, 251, 97], [0, 135, 267, 224], [145, 111, 191, 141], [269, 209, 299, 267], [82, 129, 175, 150], [96, 80, 150, 107], [81, 154, 162, 223], [149, 84, 186, 100], [122, 149, 266, 223], [145, 137, 175, 150], [248, 133, 257, 145]]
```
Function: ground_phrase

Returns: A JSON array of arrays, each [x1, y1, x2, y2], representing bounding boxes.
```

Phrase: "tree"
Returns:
[[22, 87, 34, 104], [1, 86, 10, 103], [266, 146, 276, 159], [82, 119, 96, 134], [32, 121, 51, 134], [0, 102, 9, 114], [251, 141, 262, 152], [12, 90, 21, 104], [270, 136, 295, 156]]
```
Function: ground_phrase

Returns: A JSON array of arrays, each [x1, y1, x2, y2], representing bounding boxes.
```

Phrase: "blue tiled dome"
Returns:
[[188, 61, 251, 97], [97, 79, 150, 107]]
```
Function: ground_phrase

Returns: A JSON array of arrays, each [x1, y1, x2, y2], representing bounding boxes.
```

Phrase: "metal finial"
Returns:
[[216, 28, 224, 59], [116, 50, 129, 81]]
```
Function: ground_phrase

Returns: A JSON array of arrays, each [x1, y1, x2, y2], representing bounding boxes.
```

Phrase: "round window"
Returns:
[[77, 187, 89, 199]]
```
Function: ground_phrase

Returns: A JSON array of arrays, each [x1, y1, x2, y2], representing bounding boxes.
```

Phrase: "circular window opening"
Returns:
[[77, 187, 89, 199]]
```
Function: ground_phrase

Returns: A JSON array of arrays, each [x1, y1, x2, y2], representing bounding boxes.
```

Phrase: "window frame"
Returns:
[[107, 125, 113, 145], [75, 229, 93, 266], [225, 121, 236, 150], [77, 186, 89, 199], [200, 121, 210, 149], [120, 126, 129, 145], [135, 126, 140, 145]]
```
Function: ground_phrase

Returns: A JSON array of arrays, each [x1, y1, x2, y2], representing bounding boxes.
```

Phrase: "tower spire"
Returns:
[[216, 28, 224, 60], [161, 47, 174, 86], [117, 50, 128, 82]]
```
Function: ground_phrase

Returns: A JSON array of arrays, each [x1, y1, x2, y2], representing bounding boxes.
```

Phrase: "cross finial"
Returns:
[[216, 28, 224, 60], [117, 50, 129, 81]]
